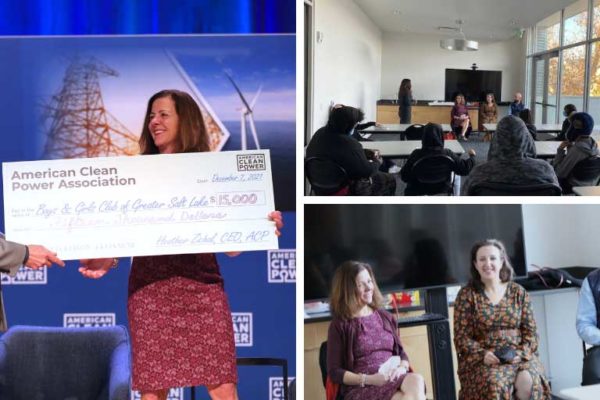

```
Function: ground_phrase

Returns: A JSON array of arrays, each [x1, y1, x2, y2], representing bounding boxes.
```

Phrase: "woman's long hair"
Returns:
[[139, 89, 210, 154], [398, 78, 412, 97], [329, 261, 384, 320]]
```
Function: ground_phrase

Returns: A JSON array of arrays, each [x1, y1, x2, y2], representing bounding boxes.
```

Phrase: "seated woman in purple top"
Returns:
[[451, 93, 471, 141], [327, 261, 425, 400]]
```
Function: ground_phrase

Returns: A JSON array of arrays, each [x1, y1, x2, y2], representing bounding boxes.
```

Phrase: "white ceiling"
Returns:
[[353, 0, 577, 42]]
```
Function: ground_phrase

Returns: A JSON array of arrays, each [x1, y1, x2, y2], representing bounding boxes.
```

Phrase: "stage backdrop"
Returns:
[[0, 34, 295, 400]]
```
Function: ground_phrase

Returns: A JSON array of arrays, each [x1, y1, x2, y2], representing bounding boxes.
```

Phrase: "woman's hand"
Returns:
[[78, 258, 114, 279], [483, 351, 500, 366], [268, 211, 284, 237], [558, 140, 571, 150], [389, 363, 409, 380], [367, 373, 388, 387], [510, 355, 522, 364]]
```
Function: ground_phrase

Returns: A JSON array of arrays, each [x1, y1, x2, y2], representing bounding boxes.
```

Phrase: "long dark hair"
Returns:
[[485, 92, 496, 104], [398, 79, 412, 97], [469, 239, 514, 291], [139, 89, 210, 154]]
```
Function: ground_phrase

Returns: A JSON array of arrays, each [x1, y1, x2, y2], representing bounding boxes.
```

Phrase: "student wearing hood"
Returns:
[[556, 104, 577, 141], [400, 123, 476, 195], [462, 115, 558, 195], [553, 112, 599, 191], [306, 104, 396, 196]]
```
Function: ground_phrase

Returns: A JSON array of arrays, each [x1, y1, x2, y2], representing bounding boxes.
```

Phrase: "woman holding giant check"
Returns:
[[79, 89, 283, 400]]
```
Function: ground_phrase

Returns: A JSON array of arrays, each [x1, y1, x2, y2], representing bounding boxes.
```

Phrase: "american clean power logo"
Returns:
[[270, 376, 295, 400], [268, 249, 296, 283], [232, 312, 253, 346], [63, 313, 115, 327], [132, 388, 183, 400], [0, 266, 47, 284]]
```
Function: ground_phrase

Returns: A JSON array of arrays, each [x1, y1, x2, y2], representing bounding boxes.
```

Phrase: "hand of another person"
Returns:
[[468, 148, 476, 156], [78, 258, 115, 279], [367, 373, 388, 387], [25, 245, 65, 269], [558, 140, 570, 150], [375, 123, 383, 128], [268, 211, 284, 237], [483, 351, 500, 366], [373, 150, 382, 162]]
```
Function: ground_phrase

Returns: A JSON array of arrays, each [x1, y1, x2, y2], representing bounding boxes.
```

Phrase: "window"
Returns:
[[594, 0, 600, 38], [535, 12, 561, 52], [560, 45, 586, 113], [564, 0, 589, 45], [589, 42, 600, 123]]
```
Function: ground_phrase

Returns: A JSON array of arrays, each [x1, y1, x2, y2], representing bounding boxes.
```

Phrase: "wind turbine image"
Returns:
[[224, 70, 262, 150]]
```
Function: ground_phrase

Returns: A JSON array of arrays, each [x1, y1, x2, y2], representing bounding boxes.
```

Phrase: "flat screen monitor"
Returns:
[[445, 69, 502, 102], [305, 204, 526, 301]]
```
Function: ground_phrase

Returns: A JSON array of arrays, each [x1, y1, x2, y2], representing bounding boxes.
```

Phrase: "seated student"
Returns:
[[576, 268, 600, 385], [510, 92, 525, 116], [518, 108, 537, 141], [553, 112, 599, 192], [556, 104, 577, 141], [461, 115, 558, 195], [400, 123, 476, 195], [451, 93, 471, 140], [453, 239, 551, 399], [306, 104, 396, 196], [327, 260, 425, 400]]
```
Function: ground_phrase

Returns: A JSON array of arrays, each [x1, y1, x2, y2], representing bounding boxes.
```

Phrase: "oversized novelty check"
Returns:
[[2, 150, 278, 259]]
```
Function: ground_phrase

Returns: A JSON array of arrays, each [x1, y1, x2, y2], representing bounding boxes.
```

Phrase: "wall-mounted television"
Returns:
[[445, 69, 502, 102], [305, 204, 526, 301]]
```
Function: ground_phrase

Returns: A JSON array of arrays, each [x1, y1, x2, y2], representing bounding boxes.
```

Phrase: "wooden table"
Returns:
[[572, 186, 600, 196], [559, 383, 600, 400], [361, 140, 464, 159]]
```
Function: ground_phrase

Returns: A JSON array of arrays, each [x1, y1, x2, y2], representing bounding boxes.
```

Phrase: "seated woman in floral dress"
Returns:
[[327, 260, 425, 400], [453, 239, 551, 400]]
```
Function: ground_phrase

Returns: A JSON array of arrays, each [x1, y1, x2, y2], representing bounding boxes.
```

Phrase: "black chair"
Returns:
[[190, 358, 288, 399], [305, 157, 349, 196], [319, 341, 343, 400], [403, 124, 424, 140], [561, 156, 600, 194], [405, 154, 456, 196], [582, 345, 600, 385], [469, 181, 562, 196]]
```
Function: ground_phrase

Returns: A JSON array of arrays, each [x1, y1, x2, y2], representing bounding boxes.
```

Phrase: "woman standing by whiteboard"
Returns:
[[398, 79, 413, 124]]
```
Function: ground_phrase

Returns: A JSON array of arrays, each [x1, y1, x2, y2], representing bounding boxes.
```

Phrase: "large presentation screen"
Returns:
[[305, 204, 526, 301]]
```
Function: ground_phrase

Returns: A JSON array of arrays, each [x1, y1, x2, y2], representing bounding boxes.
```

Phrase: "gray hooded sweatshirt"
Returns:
[[553, 136, 600, 187], [462, 115, 558, 195]]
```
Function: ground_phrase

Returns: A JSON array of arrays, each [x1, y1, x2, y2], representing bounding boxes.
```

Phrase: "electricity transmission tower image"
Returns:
[[43, 57, 139, 159]]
